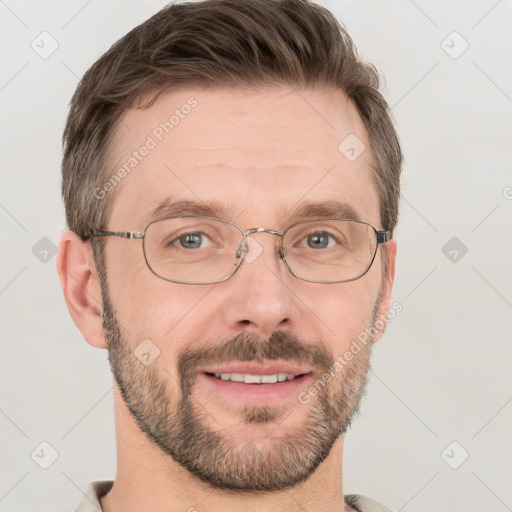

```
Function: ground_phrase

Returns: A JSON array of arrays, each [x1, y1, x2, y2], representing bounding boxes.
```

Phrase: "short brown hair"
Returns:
[[62, 0, 402, 247]]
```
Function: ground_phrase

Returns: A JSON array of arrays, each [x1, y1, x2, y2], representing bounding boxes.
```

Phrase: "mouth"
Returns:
[[206, 371, 308, 384], [197, 363, 315, 406]]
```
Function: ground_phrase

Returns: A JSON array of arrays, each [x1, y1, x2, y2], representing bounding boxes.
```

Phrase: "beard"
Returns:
[[96, 247, 379, 492]]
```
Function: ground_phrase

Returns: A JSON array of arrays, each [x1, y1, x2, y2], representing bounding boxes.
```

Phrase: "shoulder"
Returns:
[[345, 494, 396, 512], [74, 481, 113, 512]]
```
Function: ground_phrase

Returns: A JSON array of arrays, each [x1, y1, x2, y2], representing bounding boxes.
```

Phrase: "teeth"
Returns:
[[212, 372, 297, 384]]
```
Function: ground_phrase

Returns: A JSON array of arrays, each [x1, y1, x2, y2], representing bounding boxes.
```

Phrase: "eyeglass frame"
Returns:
[[80, 215, 392, 285]]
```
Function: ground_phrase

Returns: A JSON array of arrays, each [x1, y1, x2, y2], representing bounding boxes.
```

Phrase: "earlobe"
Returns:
[[56, 231, 107, 349], [372, 238, 397, 343]]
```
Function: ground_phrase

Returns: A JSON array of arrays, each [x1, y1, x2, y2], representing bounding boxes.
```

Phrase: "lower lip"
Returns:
[[198, 372, 314, 406]]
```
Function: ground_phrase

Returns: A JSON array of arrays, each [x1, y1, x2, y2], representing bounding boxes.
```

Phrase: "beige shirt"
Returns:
[[75, 481, 395, 512]]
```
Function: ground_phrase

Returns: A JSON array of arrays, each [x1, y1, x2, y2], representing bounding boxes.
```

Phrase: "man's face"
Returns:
[[96, 87, 393, 491]]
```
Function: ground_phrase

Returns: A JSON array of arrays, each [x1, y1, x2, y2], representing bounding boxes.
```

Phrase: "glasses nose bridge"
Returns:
[[244, 227, 284, 251], [244, 227, 282, 238], [237, 227, 285, 260]]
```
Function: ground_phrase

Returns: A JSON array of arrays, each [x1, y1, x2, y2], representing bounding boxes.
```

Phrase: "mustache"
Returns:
[[177, 330, 335, 387]]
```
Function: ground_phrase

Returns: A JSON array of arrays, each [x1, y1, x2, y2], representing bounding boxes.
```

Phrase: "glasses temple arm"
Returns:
[[79, 231, 145, 242], [376, 230, 392, 244]]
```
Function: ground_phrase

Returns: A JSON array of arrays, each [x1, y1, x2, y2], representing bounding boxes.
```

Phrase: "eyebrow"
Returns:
[[143, 198, 238, 225], [287, 200, 362, 223], [142, 198, 362, 226]]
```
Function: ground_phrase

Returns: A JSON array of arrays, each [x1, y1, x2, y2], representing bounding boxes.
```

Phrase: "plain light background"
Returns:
[[1, 1, 511, 511]]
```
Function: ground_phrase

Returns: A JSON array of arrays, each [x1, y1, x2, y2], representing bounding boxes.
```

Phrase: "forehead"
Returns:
[[107, 87, 380, 229]]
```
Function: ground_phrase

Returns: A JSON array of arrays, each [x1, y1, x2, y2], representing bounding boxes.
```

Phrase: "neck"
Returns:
[[101, 386, 352, 512]]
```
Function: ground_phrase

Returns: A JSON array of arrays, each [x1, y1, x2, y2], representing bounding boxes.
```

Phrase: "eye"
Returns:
[[303, 231, 336, 249], [173, 231, 212, 250]]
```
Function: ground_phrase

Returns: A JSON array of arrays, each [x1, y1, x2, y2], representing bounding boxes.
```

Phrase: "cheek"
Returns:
[[102, 240, 171, 338], [106, 253, 214, 357], [115, 281, 210, 335], [104, 246, 146, 322], [311, 279, 379, 354]]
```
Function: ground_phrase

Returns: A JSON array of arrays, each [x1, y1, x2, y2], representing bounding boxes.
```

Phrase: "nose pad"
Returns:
[[235, 237, 280, 265], [243, 237, 264, 264], [235, 240, 247, 259]]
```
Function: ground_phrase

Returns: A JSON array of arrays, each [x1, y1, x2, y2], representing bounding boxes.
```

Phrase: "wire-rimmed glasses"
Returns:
[[81, 216, 391, 285]]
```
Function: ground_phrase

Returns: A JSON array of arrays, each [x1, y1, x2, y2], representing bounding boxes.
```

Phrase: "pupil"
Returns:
[[180, 233, 201, 249], [308, 233, 328, 249]]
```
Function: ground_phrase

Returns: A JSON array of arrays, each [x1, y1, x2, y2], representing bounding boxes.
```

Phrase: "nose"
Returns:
[[220, 232, 298, 336]]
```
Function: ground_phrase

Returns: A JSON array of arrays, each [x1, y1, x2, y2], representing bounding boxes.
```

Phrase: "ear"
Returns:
[[372, 237, 397, 343], [57, 231, 106, 349]]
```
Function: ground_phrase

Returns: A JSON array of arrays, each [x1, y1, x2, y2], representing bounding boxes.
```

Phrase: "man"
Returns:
[[57, 0, 402, 510]]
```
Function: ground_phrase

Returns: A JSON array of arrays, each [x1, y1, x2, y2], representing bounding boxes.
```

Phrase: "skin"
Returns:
[[57, 87, 396, 512]]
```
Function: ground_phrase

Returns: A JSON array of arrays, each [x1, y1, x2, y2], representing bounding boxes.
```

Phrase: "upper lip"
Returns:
[[200, 362, 313, 376]]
